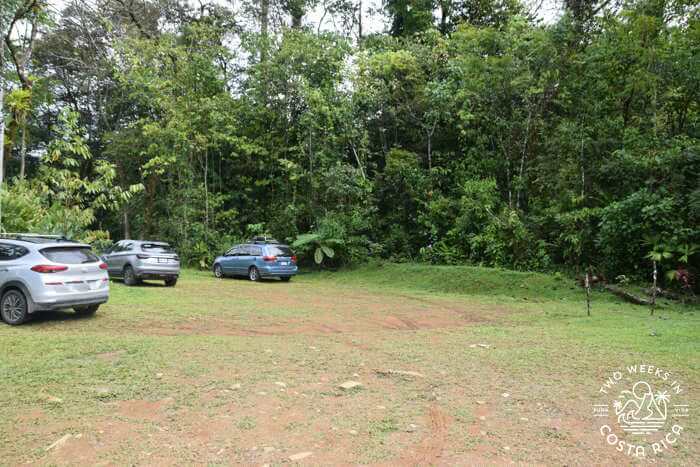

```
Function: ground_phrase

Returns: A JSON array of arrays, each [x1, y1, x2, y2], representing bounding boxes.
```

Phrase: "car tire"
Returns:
[[74, 304, 99, 315], [248, 266, 260, 282], [214, 264, 224, 279], [1, 289, 29, 325], [280, 276, 291, 282], [165, 277, 177, 287], [123, 265, 139, 286]]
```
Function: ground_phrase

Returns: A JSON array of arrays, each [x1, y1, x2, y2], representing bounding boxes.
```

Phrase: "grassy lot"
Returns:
[[0, 263, 698, 465]]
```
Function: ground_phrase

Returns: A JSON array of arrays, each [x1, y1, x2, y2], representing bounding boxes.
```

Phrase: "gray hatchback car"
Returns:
[[102, 240, 180, 286], [0, 234, 109, 325]]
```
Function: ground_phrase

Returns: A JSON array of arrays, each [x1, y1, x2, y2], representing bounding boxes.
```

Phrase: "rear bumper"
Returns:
[[134, 266, 180, 279], [34, 293, 109, 311], [259, 265, 298, 277]]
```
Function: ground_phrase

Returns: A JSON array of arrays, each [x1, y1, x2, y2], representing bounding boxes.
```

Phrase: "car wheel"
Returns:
[[74, 304, 99, 315], [280, 276, 291, 282], [123, 265, 139, 286], [165, 277, 177, 287], [248, 266, 260, 282], [1, 289, 29, 325], [214, 264, 224, 279]]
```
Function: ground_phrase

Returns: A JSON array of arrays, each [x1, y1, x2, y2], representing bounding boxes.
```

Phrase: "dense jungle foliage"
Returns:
[[1, 0, 698, 287]]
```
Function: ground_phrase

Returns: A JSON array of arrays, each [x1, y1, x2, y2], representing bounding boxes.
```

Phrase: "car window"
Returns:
[[232, 246, 244, 256], [0, 243, 28, 261], [40, 247, 99, 264], [250, 246, 263, 256], [141, 243, 174, 254], [266, 246, 293, 257], [123, 243, 134, 252]]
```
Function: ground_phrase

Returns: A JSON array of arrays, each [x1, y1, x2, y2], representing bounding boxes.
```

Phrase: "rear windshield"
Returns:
[[141, 243, 174, 254], [266, 246, 294, 257], [41, 247, 99, 264]]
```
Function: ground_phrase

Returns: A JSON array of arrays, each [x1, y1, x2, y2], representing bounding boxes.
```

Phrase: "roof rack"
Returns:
[[249, 236, 280, 244], [0, 233, 74, 243]]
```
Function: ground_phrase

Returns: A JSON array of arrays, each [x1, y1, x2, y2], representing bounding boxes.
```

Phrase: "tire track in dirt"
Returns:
[[400, 405, 452, 466]]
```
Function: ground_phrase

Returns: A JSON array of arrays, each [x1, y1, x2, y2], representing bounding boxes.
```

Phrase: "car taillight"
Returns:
[[262, 255, 276, 262], [137, 254, 150, 259], [99, 262, 108, 270], [174, 255, 180, 261], [31, 265, 68, 273], [291, 255, 297, 263]]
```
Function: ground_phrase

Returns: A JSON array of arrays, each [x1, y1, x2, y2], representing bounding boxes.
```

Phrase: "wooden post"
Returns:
[[585, 268, 591, 317]]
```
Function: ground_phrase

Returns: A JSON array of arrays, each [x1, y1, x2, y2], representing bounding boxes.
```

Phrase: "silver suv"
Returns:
[[0, 234, 109, 325], [102, 240, 180, 286]]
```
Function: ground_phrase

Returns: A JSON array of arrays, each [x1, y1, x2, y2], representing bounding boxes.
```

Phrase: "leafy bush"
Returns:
[[597, 189, 683, 276], [292, 212, 373, 267], [444, 179, 550, 270]]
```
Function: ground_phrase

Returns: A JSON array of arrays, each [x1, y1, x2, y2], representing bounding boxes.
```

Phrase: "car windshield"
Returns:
[[41, 247, 99, 264], [266, 246, 293, 257], [141, 243, 174, 254]]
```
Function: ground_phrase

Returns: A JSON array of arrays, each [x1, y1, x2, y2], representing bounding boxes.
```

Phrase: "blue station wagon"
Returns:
[[213, 239, 297, 282]]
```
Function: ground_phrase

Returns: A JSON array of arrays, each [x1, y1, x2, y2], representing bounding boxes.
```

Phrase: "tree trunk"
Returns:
[[358, 0, 363, 40], [650, 260, 657, 316], [143, 174, 157, 239], [440, 1, 451, 34], [0, 82, 4, 186], [351, 145, 366, 180], [580, 135, 585, 198], [123, 208, 130, 239], [603, 284, 652, 306], [517, 108, 532, 210], [19, 124, 26, 179], [260, 0, 269, 62], [0, 82, 4, 231], [289, 0, 304, 28], [204, 149, 209, 243], [427, 132, 432, 170]]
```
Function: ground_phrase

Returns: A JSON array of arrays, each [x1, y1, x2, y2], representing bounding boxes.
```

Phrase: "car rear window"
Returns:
[[141, 243, 174, 254], [40, 247, 99, 264], [266, 246, 293, 257]]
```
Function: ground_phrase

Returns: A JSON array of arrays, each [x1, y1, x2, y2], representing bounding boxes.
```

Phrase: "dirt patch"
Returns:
[[115, 398, 174, 422], [118, 291, 505, 337], [137, 311, 492, 336]]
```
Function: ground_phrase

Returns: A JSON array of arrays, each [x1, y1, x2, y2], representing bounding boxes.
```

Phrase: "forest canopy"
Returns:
[[1, 0, 698, 283]]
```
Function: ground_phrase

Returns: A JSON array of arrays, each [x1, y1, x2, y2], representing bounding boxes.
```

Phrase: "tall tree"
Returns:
[[3, 0, 43, 179]]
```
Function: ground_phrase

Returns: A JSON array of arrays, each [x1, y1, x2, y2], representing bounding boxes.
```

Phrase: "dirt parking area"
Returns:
[[1, 270, 698, 465]]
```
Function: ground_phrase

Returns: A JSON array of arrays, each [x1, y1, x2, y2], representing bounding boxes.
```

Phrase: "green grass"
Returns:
[[308, 262, 586, 301], [0, 263, 698, 464]]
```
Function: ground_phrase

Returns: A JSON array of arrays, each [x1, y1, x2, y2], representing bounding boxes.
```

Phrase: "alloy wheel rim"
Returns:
[[215, 265, 222, 277], [250, 269, 257, 280], [2, 294, 24, 322]]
